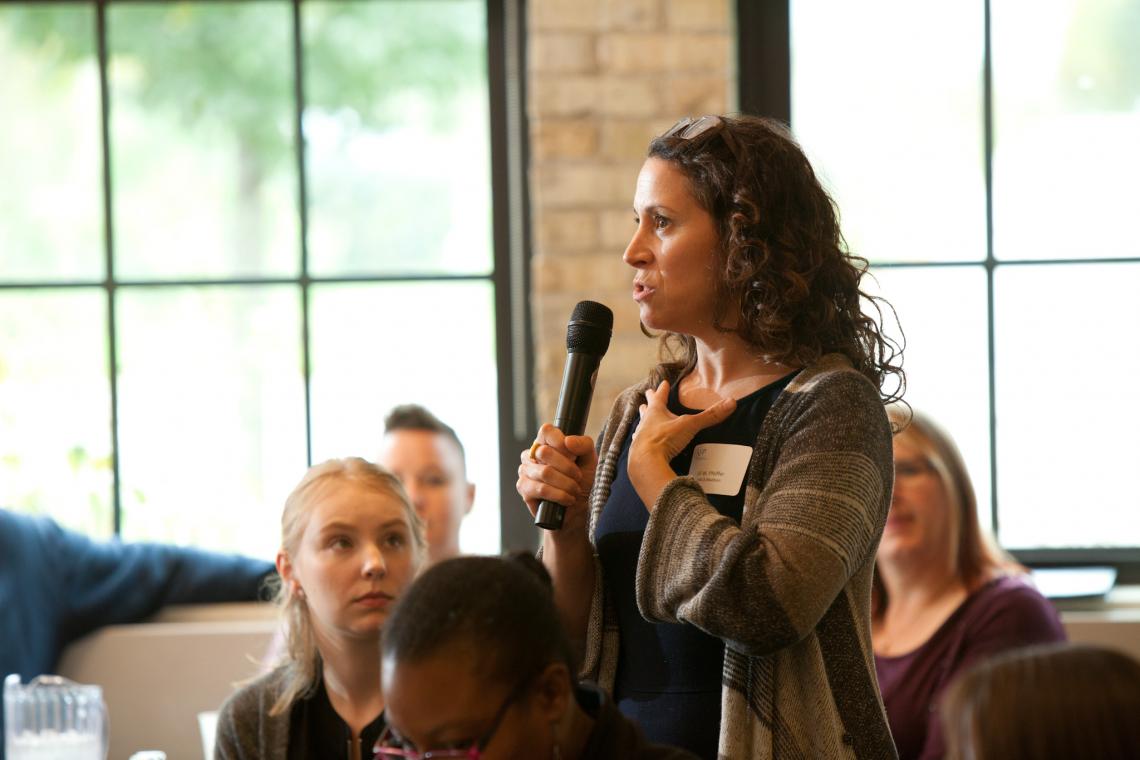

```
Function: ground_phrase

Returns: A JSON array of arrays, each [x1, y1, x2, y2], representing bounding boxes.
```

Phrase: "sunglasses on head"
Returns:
[[661, 115, 740, 161]]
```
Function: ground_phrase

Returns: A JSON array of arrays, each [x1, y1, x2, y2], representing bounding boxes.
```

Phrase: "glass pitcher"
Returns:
[[4, 674, 108, 760]]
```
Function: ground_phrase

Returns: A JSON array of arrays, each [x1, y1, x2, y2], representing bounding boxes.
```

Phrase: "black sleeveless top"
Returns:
[[594, 372, 797, 760]]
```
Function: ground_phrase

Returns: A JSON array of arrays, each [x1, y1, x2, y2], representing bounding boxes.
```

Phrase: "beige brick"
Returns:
[[665, 0, 730, 31], [665, 33, 731, 73], [532, 252, 629, 293], [599, 346, 658, 388], [529, 32, 597, 74], [597, 33, 668, 73], [599, 119, 658, 159], [662, 74, 729, 116], [530, 253, 560, 292], [595, 332, 660, 388], [601, 0, 664, 30], [600, 208, 636, 249], [599, 77, 662, 117], [531, 0, 601, 31], [534, 209, 599, 251], [532, 119, 600, 159], [532, 163, 612, 208], [530, 75, 602, 119], [527, 0, 735, 418], [535, 162, 641, 208], [603, 162, 643, 204]]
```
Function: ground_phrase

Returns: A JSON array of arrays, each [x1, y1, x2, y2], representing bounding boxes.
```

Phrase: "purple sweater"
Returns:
[[874, 575, 1067, 760]]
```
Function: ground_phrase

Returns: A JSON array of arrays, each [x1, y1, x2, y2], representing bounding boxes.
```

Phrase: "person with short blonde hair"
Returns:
[[215, 458, 425, 760]]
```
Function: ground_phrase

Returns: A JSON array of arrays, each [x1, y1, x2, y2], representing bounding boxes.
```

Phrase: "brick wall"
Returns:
[[527, 0, 736, 436]]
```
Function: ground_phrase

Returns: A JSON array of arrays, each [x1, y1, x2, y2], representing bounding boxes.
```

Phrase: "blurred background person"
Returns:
[[215, 458, 425, 759], [873, 409, 1066, 760], [378, 552, 698, 759], [0, 509, 272, 680], [0, 506, 274, 760], [377, 404, 475, 564], [940, 642, 1140, 760]]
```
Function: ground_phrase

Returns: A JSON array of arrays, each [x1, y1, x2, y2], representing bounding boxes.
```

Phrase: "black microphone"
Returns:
[[534, 300, 614, 530]]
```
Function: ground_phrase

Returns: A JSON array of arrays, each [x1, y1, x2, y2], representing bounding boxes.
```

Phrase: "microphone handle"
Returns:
[[535, 351, 602, 531]]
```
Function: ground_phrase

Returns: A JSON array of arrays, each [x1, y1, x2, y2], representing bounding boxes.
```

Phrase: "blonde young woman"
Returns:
[[215, 458, 425, 760], [873, 410, 1066, 760]]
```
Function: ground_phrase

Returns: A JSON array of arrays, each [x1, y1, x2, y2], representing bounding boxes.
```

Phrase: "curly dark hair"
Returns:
[[645, 114, 904, 404], [381, 552, 576, 687]]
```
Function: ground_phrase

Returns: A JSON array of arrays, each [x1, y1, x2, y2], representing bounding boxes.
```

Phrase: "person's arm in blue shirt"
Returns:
[[56, 525, 275, 642]]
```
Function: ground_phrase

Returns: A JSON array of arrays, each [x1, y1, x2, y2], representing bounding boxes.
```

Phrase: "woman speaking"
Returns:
[[518, 115, 904, 760]]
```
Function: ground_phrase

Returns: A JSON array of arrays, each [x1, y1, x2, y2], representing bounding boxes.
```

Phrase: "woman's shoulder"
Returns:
[[766, 353, 891, 451], [963, 574, 1066, 641], [971, 574, 1053, 610], [215, 666, 294, 758], [784, 353, 877, 399], [218, 665, 291, 719]]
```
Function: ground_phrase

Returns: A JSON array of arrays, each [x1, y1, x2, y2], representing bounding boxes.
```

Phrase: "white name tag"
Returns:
[[688, 443, 753, 496]]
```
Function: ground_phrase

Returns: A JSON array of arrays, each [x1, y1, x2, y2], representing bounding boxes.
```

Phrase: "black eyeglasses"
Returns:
[[894, 457, 935, 479], [373, 675, 532, 760], [661, 114, 740, 162]]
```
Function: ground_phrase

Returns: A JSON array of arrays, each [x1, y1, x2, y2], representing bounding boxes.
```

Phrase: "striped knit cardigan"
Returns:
[[579, 353, 899, 759]]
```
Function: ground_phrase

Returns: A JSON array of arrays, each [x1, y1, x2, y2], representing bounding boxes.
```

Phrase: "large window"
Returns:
[[0, 0, 524, 558], [741, 0, 1140, 568]]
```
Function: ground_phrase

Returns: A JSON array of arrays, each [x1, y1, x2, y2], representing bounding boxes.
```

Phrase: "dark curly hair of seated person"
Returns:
[[381, 552, 577, 687]]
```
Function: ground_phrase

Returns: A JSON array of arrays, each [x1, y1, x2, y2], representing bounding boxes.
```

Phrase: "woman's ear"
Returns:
[[532, 662, 572, 723], [277, 550, 302, 598]]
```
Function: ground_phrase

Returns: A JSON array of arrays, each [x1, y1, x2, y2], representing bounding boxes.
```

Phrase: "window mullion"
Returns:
[[95, 0, 123, 537], [291, 0, 314, 468], [983, 0, 999, 539]]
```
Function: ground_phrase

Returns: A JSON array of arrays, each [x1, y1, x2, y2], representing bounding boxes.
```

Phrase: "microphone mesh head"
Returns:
[[566, 300, 613, 355]]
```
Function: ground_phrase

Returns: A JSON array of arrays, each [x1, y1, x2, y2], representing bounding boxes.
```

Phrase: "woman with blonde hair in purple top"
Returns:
[[873, 409, 1066, 760]]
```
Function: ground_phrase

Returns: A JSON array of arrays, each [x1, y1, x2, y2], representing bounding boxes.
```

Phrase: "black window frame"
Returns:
[[737, 0, 1140, 583], [0, 0, 536, 554]]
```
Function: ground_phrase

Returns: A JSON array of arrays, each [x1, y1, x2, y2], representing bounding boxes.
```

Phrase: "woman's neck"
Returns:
[[317, 631, 384, 737], [880, 559, 964, 615], [874, 556, 968, 656], [681, 334, 796, 403], [559, 699, 596, 760]]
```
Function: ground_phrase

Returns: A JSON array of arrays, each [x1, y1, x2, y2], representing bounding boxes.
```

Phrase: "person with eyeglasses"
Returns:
[[377, 553, 698, 760], [214, 458, 426, 760], [873, 409, 1065, 760], [517, 115, 905, 759]]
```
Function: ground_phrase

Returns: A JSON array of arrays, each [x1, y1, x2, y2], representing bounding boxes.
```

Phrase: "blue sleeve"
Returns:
[[56, 527, 275, 641]]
